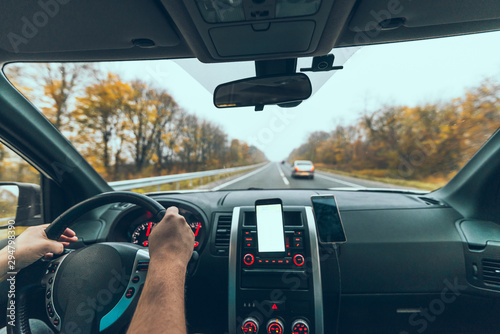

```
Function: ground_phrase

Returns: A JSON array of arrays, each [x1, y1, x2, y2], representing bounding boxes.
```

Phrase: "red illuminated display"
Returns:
[[291, 320, 309, 334], [292, 323, 309, 333], [267, 319, 284, 334], [268, 323, 282, 334], [131, 214, 202, 248], [242, 321, 258, 333]]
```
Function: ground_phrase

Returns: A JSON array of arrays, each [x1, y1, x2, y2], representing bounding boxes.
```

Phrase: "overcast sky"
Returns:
[[101, 30, 500, 161]]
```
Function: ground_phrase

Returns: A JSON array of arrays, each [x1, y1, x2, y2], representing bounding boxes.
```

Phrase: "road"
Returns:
[[212, 162, 413, 191]]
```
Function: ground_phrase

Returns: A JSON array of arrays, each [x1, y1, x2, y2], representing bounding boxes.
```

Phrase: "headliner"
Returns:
[[1, 0, 500, 65]]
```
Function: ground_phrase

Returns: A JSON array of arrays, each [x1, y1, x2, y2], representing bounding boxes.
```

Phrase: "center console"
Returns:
[[229, 205, 324, 334]]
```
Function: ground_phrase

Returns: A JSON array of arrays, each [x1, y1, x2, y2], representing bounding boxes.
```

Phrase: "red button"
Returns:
[[293, 254, 305, 266], [243, 254, 255, 266], [125, 287, 135, 299]]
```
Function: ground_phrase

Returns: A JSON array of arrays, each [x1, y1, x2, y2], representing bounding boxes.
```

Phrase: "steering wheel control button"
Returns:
[[291, 319, 309, 334], [47, 302, 55, 317], [53, 318, 60, 327], [267, 319, 284, 334], [244, 254, 255, 266], [132, 275, 140, 283], [241, 317, 259, 333], [49, 263, 58, 273], [293, 254, 305, 266], [46, 289, 51, 299], [48, 277, 53, 285], [137, 261, 149, 271], [125, 287, 135, 299]]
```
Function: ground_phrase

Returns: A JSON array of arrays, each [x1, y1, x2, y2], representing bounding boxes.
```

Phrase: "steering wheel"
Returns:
[[7, 191, 172, 334]]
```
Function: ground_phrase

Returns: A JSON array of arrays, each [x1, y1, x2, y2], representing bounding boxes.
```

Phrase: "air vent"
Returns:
[[214, 214, 232, 255], [482, 259, 500, 286], [418, 197, 442, 206]]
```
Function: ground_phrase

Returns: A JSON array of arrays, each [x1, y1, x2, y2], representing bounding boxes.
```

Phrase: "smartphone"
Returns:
[[255, 198, 286, 255], [311, 195, 347, 243]]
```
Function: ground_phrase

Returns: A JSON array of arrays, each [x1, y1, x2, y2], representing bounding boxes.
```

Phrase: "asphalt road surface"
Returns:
[[212, 162, 414, 191]]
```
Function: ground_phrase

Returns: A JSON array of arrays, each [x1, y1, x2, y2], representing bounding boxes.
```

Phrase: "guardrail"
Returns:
[[109, 162, 267, 191]]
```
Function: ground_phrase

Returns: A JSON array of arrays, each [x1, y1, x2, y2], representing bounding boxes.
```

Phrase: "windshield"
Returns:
[[4, 31, 500, 193]]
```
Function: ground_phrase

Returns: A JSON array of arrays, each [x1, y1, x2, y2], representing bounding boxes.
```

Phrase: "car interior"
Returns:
[[1, 0, 500, 333]]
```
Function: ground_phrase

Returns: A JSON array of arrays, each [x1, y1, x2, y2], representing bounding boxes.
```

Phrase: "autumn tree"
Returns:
[[227, 139, 243, 165], [198, 120, 227, 168], [5, 64, 268, 181], [73, 72, 133, 179], [125, 80, 179, 173], [3, 65, 35, 102], [288, 77, 500, 183], [153, 110, 187, 174], [455, 79, 500, 164], [33, 63, 96, 130], [177, 114, 201, 171]]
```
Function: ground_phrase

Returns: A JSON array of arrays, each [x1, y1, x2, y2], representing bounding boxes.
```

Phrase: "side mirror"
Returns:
[[0, 182, 41, 225]]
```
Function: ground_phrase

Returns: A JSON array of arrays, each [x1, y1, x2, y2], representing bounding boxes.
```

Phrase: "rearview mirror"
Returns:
[[214, 73, 312, 109]]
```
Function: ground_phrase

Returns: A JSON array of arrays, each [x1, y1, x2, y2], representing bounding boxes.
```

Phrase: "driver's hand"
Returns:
[[148, 206, 195, 269], [14, 224, 78, 270]]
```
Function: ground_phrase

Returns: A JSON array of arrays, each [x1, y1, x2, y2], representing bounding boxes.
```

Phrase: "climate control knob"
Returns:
[[241, 317, 259, 333], [243, 254, 255, 266], [293, 254, 305, 266], [266, 318, 284, 334], [291, 319, 309, 334]]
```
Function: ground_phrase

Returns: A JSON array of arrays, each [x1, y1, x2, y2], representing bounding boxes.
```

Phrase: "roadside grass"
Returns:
[[130, 168, 253, 193], [316, 166, 446, 191]]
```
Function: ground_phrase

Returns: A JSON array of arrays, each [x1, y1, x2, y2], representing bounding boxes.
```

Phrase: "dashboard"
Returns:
[[70, 189, 500, 334]]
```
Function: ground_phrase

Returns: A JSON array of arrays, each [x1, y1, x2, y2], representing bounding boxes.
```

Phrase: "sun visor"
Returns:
[[0, 0, 180, 54], [348, 0, 500, 32]]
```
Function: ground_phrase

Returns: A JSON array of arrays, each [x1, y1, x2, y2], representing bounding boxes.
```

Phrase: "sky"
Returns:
[[67, 30, 500, 161]]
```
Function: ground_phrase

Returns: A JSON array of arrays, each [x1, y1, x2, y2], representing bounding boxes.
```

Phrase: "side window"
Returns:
[[0, 142, 41, 239]]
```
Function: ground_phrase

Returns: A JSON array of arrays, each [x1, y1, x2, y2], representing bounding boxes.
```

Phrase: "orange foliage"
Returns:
[[289, 78, 500, 182]]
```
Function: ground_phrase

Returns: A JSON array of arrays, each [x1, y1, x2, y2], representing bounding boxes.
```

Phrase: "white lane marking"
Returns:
[[315, 172, 363, 188], [211, 163, 272, 190], [277, 163, 290, 186]]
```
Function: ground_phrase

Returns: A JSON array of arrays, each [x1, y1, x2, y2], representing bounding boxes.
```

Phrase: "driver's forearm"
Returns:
[[127, 259, 187, 334]]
